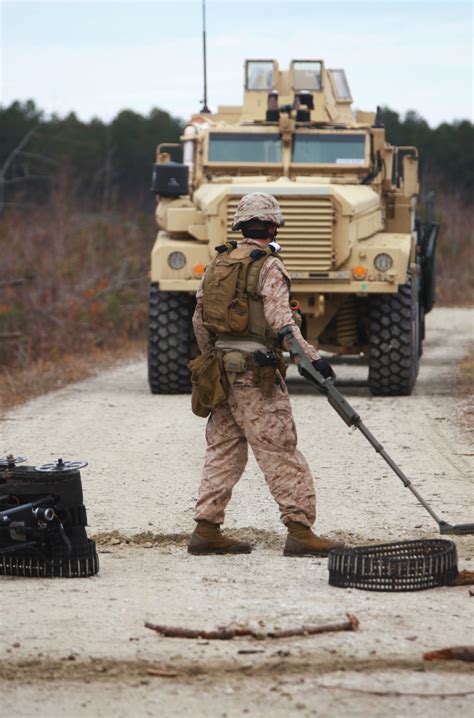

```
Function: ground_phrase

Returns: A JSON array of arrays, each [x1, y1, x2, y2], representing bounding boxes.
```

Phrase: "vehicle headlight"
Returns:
[[168, 251, 186, 270], [374, 253, 393, 273]]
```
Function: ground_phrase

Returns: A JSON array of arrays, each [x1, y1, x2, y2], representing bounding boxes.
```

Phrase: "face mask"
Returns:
[[242, 228, 271, 239], [269, 240, 281, 253]]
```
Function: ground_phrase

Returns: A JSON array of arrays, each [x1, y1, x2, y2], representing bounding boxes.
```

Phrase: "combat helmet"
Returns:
[[231, 192, 285, 231]]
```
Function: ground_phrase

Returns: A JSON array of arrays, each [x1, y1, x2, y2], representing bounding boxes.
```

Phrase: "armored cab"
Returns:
[[148, 59, 438, 395]]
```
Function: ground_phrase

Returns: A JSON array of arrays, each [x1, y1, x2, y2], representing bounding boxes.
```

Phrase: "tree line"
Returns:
[[0, 100, 183, 210], [381, 108, 473, 200], [0, 100, 472, 210]]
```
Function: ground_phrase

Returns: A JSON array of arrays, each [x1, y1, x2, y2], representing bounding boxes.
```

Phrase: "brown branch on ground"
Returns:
[[423, 646, 474, 662], [314, 681, 474, 698], [144, 613, 359, 640], [449, 570, 474, 586], [146, 667, 178, 677]]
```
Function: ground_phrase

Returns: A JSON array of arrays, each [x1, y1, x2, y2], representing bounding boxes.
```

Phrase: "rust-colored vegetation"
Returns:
[[0, 186, 155, 409], [432, 191, 474, 305]]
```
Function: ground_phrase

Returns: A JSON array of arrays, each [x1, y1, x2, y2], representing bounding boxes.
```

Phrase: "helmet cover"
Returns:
[[231, 192, 285, 231]]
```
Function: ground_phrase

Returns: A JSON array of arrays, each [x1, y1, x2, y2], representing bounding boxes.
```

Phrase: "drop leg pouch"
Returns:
[[188, 353, 228, 417]]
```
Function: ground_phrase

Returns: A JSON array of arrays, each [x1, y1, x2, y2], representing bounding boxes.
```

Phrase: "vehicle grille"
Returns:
[[226, 195, 334, 272]]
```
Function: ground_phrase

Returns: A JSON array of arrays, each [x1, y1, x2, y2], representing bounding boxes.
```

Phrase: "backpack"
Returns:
[[202, 241, 275, 336]]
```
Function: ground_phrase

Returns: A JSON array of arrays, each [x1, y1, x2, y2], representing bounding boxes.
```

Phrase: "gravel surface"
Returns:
[[1, 307, 473, 717]]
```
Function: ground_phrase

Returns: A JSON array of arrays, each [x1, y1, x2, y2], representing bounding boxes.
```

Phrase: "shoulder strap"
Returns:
[[214, 240, 238, 254], [223, 244, 271, 299], [246, 250, 284, 298]]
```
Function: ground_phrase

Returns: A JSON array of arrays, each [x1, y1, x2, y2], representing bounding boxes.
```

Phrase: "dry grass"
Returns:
[[459, 352, 474, 385], [0, 183, 154, 368], [0, 339, 144, 413], [457, 351, 474, 431], [0, 185, 153, 413], [429, 191, 473, 306]]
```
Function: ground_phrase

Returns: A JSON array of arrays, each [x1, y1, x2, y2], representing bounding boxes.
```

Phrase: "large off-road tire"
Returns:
[[368, 276, 420, 396], [147, 285, 194, 394]]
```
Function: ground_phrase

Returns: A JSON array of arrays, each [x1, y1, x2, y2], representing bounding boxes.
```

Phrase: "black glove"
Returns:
[[313, 358, 336, 380], [299, 357, 336, 383]]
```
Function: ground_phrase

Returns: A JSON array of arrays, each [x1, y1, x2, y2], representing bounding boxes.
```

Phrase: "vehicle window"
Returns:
[[246, 61, 274, 91], [328, 69, 352, 101], [293, 61, 322, 91], [208, 133, 282, 163], [292, 134, 366, 164]]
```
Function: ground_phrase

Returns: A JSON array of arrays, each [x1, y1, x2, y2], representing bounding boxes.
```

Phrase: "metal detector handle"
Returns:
[[279, 325, 359, 427], [327, 385, 360, 427]]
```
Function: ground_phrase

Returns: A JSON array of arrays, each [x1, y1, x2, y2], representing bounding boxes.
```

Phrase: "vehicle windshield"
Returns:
[[292, 133, 366, 164], [208, 133, 282, 163]]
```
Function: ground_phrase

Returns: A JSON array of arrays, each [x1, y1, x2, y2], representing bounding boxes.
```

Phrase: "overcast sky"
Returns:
[[1, 0, 472, 127]]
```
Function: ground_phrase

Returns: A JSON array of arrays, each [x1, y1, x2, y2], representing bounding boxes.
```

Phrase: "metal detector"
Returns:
[[280, 326, 474, 536]]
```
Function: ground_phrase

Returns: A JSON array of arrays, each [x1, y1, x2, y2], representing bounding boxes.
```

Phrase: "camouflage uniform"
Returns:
[[193, 238, 320, 528]]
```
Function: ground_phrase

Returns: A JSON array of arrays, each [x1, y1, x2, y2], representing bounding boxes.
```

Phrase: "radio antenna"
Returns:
[[200, 0, 210, 113]]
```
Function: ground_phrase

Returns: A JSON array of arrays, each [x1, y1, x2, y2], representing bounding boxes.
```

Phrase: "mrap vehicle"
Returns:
[[148, 59, 438, 396]]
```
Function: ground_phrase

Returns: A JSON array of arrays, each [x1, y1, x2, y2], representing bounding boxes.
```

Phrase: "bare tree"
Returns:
[[0, 124, 54, 214]]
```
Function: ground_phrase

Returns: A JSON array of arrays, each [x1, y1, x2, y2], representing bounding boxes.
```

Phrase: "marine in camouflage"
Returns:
[[192, 232, 319, 528]]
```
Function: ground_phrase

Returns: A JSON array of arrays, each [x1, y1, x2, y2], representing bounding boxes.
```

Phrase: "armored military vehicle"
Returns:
[[148, 59, 437, 395]]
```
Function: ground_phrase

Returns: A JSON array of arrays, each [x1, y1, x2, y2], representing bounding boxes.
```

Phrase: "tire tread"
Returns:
[[147, 286, 194, 394], [368, 278, 419, 396]]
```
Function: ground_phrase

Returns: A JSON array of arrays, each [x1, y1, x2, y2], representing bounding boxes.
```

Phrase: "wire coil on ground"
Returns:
[[328, 539, 458, 592]]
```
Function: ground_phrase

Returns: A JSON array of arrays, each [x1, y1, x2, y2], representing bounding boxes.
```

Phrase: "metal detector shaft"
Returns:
[[355, 421, 443, 524], [280, 325, 474, 534]]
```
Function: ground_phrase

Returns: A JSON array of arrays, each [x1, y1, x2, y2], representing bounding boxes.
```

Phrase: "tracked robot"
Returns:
[[0, 455, 98, 577]]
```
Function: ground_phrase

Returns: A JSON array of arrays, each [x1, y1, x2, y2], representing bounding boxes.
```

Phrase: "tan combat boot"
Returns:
[[284, 521, 344, 557], [188, 520, 252, 555]]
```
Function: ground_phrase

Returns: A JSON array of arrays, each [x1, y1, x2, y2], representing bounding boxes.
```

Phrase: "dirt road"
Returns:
[[1, 307, 473, 717]]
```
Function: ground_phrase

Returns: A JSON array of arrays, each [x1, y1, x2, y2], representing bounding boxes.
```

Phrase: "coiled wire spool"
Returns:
[[328, 539, 458, 592]]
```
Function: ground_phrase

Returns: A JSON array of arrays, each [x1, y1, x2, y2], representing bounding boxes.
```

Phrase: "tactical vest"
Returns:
[[202, 241, 282, 348]]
